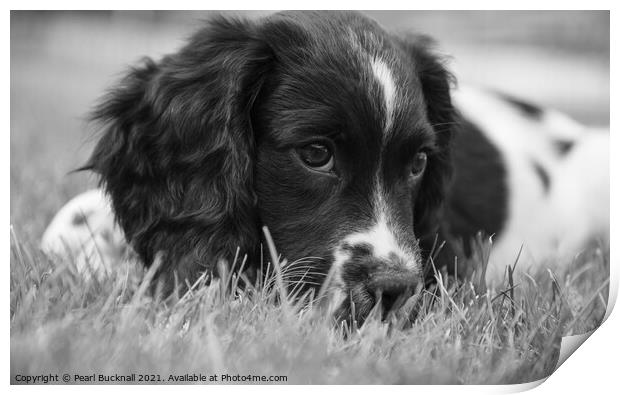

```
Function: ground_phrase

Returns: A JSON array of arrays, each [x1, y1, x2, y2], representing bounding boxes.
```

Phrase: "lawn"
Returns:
[[9, 229, 610, 384], [10, 11, 610, 385]]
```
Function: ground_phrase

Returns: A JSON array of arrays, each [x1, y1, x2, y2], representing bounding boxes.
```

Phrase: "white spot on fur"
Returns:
[[371, 57, 396, 134]]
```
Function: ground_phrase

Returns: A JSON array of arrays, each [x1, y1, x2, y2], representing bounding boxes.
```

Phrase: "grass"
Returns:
[[10, 226, 609, 384]]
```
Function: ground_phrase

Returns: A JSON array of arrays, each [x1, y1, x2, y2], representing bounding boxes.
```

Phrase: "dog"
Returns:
[[41, 11, 609, 322]]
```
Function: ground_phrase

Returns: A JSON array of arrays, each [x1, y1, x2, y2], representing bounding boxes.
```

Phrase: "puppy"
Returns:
[[41, 11, 609, 321]]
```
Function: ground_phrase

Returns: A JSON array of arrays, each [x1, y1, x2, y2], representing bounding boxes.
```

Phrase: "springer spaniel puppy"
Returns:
[[41, 11, 609, 321]]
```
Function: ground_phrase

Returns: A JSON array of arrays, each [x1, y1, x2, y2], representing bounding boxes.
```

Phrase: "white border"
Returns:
[[5, 2, 617, 394], [1, 0, 618, 10]]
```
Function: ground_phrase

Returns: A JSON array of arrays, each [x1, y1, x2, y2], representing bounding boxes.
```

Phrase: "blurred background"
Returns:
[[10, 11, 610, 242]]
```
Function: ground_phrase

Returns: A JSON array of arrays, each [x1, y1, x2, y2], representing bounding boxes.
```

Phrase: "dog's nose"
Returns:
[[367, 267, 420, 312]]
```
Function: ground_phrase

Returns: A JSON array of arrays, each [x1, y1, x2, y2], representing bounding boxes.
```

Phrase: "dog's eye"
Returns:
[[411, 151, 428, 177], [297, 143, 334, 172]]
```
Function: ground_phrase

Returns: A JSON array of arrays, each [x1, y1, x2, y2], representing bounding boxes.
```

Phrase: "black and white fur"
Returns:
[[41, 11, 609, 322]]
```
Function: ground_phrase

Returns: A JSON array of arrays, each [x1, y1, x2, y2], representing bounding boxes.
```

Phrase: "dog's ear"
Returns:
[[397, 34, 455, 241], [86, 16, 274, 287]]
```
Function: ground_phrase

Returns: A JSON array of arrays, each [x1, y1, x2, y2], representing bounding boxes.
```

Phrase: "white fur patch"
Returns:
[[371, 57, 397, 134], [340, 214, 420, 272]]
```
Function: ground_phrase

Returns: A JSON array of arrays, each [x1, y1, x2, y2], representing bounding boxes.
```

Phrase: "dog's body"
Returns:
[[41, 11, 609, 321], [449, 87, 608, 282]]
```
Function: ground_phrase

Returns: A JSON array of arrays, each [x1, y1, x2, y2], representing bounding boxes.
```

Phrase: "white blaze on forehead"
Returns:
[[371, 57, 397, 134]]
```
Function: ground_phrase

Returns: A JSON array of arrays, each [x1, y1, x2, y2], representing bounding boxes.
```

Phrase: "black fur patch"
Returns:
[[440, 117, 508, 257], [498, 92, 544, 119], [554, 139, 575, 156], [531, 159, 551, 193], [71, 212, 90, 226]]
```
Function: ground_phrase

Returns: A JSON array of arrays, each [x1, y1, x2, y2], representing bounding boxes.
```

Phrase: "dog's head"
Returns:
[[87, 11, 454, 320]]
